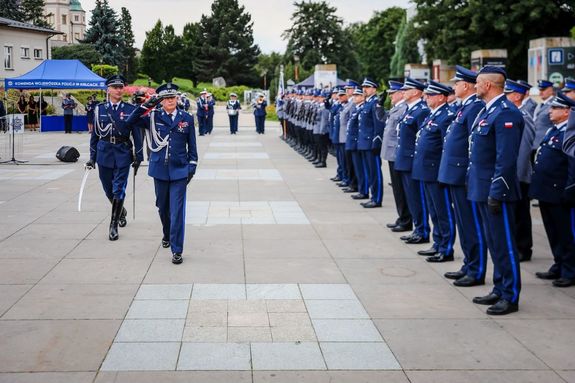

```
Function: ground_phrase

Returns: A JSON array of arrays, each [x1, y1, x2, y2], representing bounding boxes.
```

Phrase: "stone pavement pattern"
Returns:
[[0, 106, 574, 383]]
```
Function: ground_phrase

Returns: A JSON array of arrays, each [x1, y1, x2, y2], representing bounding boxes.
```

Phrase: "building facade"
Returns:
[[44, 0, 86, 46], [0, 17, 62, 81]]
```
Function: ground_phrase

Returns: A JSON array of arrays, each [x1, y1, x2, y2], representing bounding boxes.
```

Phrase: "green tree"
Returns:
[[389, 15, 420, 78], [119, 7, 137, 82], [349, 7, 405, 82], [0, 0, 25, 21], [412, 0, 574, 79], [140, 20, 167, 83], [180, 22, 202, 87], [83, 0, 124, 68], [282, 1, 359, 80], [196, 0, 261, 86], [21, 0, 51, 28], [255, 52, 283, 90], [163, 25, 184, 82], [52, 44, 102, 67]]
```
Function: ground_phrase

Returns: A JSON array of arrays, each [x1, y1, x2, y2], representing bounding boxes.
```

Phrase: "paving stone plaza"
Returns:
[[1, 107, 575, 382]]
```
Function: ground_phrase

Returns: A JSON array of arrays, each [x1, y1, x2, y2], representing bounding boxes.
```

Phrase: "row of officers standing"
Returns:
[[279, 66, 575, 315]]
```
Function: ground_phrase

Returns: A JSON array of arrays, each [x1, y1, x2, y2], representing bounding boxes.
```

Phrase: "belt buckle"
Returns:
[[110, 136, 116, 144]]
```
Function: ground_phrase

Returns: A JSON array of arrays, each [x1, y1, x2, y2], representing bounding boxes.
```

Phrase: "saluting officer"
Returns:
[[530, 92, 575, 288], [254, 93, 267, 134], [395, 78, 431, 244], [340, 81, 360, 193], [358, 78, 386, 208], [439, 66, 487, 287], [382, 80, 410, 232], [504, 79, 536, 262], [412, 81, 457, 263], [86, 74, 143, 241], [561, 79, 575, 157], [127, 83, 198, 265], [226, 93, 241, 134], [468, 66, 524, 315]]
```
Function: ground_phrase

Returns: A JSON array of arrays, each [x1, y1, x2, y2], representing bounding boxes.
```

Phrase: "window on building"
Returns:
[[20, 47, 30, 59], [4, 46, 13, 69], [62, 35, 67, 42], [74, 15, 79, 22], [82, 16, 85, 22], [62, 14, 67, 24], [33, 49, 43, 59]]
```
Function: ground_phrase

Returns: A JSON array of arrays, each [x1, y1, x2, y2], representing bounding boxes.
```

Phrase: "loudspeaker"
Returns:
[[56, 146, 80, 162]]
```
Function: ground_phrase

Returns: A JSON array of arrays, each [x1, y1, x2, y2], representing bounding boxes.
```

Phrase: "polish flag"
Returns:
[[504, 122, 513, 129]]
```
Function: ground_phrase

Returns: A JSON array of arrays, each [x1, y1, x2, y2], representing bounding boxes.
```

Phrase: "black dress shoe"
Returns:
[[453, 275, 485, 287], [486, 299, 518, 315], [535, 271, 560, 280], [337, 182, 349, 187], [391, 224, 412, 232], [386, 222, 398, 228], [518, 253, 532, 262], [362, 201, 382, 208], [330, 176, 341, 182], [400, 233, 414, 241], [342, 187, 357, 193], [161, 238, 170, 248], [351, 193, 369, 200], [553, 278, 575, 287], [426, 253, 454, 263], [405, 235, 429, 244], [172, 253, 183, 264], [472, 292, 500, 305], [444, 270, 466, 280], [417, 246, 438, 256]]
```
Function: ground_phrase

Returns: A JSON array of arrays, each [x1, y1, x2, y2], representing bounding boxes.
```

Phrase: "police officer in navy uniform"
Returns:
[[127, 83, 198, 264], [339, 81, 359, 193], [531, 92, 575, 287], [348, 88, 368, 200], [196, 90, 208, 136], [206, 93, 215, 134], [412, 81, 457, 263], [358, 78, 386, 208], [226, 93, 241, 134], [468, 66, 524, 315], [505, 79, 536, 262], [254, 93, 267, 134], [395, 78, 431, 243], [86, 74, 144, 241], [382, 81, 411, 232], [533, 80, 556, 149], [561, 79, 575, 157], [439, 66, 487, 286]]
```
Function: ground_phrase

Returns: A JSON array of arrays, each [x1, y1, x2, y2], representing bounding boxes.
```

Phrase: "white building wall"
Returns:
[[0, 28, 52, 81]]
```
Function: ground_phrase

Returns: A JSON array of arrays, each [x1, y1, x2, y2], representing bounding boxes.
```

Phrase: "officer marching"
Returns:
[[253, 93, 267, 134], [226, 93, 241, 134], [86, 74, 143, 241], [127, 83, 198, 265]]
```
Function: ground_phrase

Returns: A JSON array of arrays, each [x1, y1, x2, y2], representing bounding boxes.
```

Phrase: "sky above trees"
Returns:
[[79, 0, 411, 52]]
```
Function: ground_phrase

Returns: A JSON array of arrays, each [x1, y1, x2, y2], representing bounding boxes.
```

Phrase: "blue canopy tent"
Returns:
[[4, 59, 106, 131]]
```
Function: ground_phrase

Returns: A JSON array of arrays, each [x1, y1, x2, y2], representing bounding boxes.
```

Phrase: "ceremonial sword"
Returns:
[[77, 164, 92, 212]]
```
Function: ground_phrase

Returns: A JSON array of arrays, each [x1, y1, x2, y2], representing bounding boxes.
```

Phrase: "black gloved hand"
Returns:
[[142, 95, 161, 109], [487, 196, 502, 215], [132, 160, 141, 176], [187, 171, 194, 185], [85, 160, 95, 170]]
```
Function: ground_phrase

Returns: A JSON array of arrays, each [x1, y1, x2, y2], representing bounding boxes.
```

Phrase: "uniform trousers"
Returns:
[[64, 114, 73, 133], [539, 202, 575, 280], [197, 116, 206, 135], [424, 182, 456, 256], [515, 182, 533, 258], [154, 178, 187, 254], [255, 116, 266, 133], [449, 185, 487, 280], [345, 150, 357, 189], [335, 144, 346, 181], [98, 164, 130, 200], [229, 115, 239, 134], [360, 149, 383, 204], [351, 150, 368, 196], [388, 161, 411, 227], [400, 171, 430, 238], [477, 201, 521, 304]]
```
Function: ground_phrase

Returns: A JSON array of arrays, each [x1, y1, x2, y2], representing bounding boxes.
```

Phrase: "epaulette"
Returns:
[[500, 100, 510, 109]]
